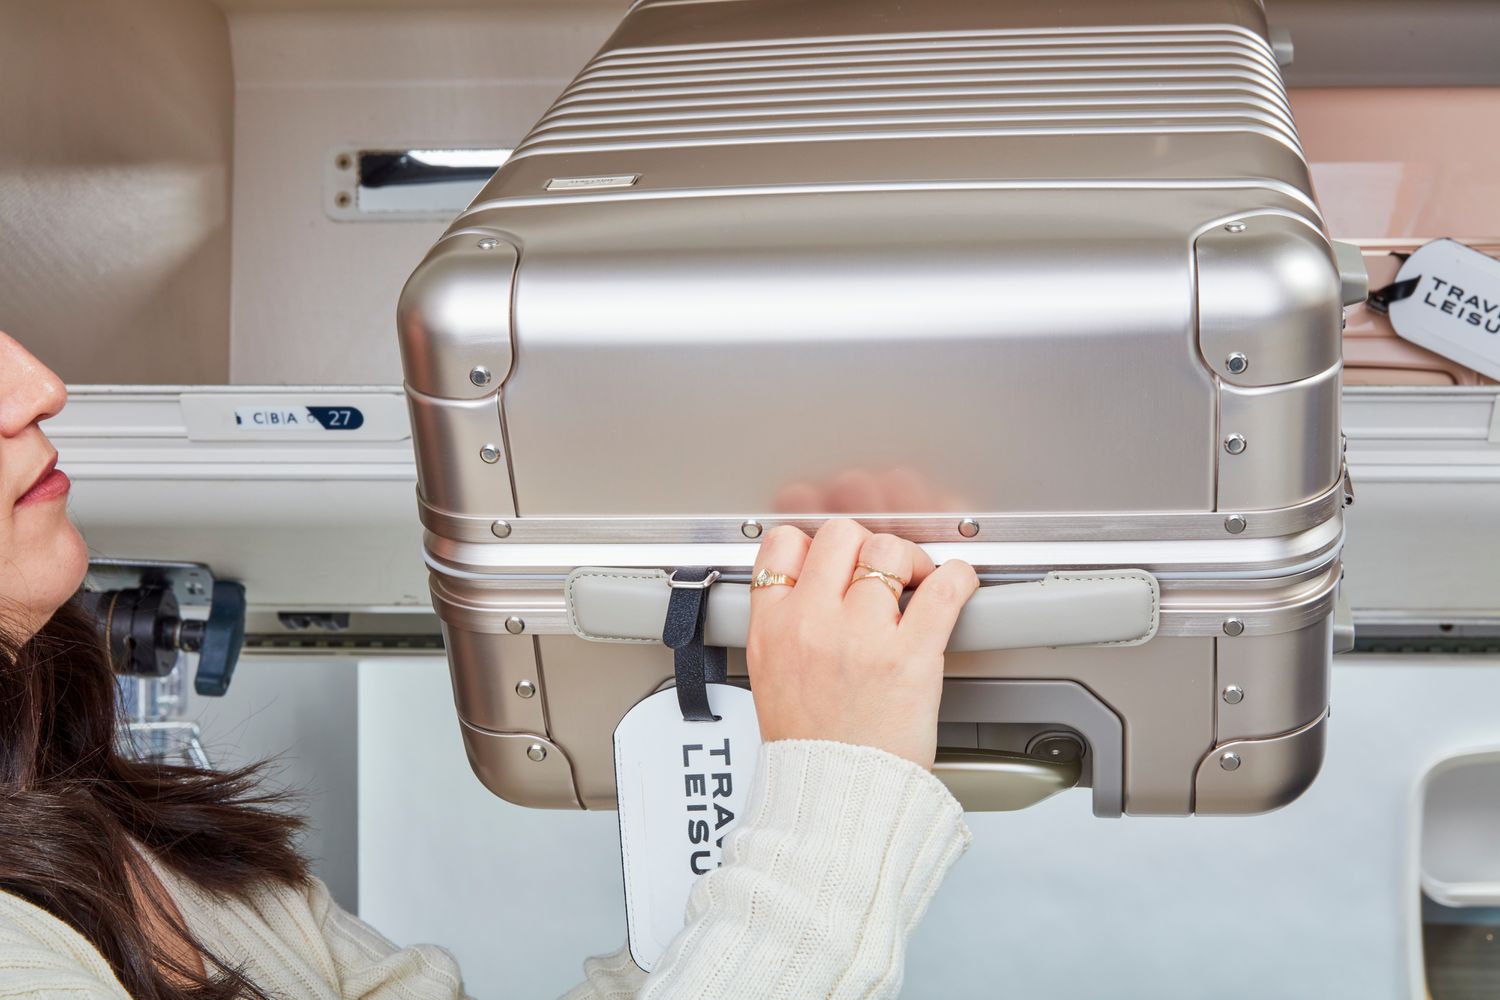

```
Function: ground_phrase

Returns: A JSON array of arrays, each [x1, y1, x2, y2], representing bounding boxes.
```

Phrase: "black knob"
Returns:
[[192, 581, 246, 697], [80, 581, 247, 695]]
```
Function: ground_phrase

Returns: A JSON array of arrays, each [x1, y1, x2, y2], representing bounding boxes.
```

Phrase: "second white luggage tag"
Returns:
[[1377, 239, 1500, 380], [612, 567, 762, 973]]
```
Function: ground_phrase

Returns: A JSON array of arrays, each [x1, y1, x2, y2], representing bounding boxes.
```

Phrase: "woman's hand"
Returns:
[[745, 519, 979, 769]]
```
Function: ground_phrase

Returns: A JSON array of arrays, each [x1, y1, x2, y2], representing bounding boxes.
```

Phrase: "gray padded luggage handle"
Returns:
[[566, 567, 1159, 651]]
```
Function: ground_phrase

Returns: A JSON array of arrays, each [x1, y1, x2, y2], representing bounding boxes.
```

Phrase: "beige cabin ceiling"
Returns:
[[209, 0, 1500, 88]]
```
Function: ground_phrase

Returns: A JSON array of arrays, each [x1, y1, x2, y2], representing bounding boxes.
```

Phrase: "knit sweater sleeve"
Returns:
[[296, 877, 474, 1000], [0, 893, 132, 999], [562, 739, 971, 1000]]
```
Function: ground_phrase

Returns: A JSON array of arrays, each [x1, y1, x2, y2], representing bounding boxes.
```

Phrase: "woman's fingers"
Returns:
[[844, 533, 934, 621], [750, 525, 812, 610], [744, 525, 969, 770], [795, 518, 871, 600], [898, 559, 981, 657]]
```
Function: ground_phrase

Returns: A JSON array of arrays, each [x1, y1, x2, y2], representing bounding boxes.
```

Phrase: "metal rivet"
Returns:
[[957, 518, 980, 538], [334, 191, 352, 209], [1223, 433, 1247, 455], [480, 444, 501, 464], [741, 519, 763, 539], [1223, 618, 1246, 637], [491, 519, 512, 538], [1222, 685, 1245, 705], [1225, 352, 1249, 375], [1220, 751, 1242, 771], [504, 616, 526, 635], [335, 153, 352, 170], [1224, 514, 1247, 534], [1225, 221, 1247, 234], [477, 237, 500, 250], [515, 679, 537, 699], [470, 366, 492, 387], [526, 743, 547, 762]]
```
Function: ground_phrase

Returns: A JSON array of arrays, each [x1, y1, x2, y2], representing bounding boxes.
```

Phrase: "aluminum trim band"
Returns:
[[419, 479, 1344, 545], [421, 514, 1344, 584]]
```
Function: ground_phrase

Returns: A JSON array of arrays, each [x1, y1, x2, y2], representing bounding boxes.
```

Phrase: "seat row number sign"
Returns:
[[179, 393, 412, 442], [234, 405, 364, 431]]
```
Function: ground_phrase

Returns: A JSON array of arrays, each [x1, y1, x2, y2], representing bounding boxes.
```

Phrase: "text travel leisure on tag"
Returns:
[[1421, 276, 1500, 333], [682, 739, 736, 875]]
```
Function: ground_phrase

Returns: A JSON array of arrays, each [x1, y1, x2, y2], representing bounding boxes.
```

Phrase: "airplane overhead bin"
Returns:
[[2, 0, 1499, 993], [6, 0, 1495, 655]]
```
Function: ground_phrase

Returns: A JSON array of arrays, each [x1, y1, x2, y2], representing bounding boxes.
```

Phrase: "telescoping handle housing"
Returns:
[[567, 566, 1159, 812]]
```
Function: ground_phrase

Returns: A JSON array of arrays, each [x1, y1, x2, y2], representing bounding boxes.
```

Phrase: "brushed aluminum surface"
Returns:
[[1218, 363, 1343, 511], [1216, 618, 1333, 743], [1196, 215, 1343, 388], [406, 389, 515, 518], [1194, 711, 1330, 815], [457, 723, 582, 809], [487, 186, 1328, 517], [396, 231, 517, 402]]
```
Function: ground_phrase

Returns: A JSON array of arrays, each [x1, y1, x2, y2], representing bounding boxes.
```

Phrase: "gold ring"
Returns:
[[850, 563, 905, 599], [751, 569, 797, 590]]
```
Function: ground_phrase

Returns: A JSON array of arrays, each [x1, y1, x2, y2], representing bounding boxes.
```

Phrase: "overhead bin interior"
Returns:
[[2, 0, 623, 387], [4, 0, 1498, 388]]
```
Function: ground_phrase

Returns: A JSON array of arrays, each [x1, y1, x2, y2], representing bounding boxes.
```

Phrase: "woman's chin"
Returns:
[[56, 519, 90, 595], [2, 513, 92, 639], [25, 518, 91, 625]]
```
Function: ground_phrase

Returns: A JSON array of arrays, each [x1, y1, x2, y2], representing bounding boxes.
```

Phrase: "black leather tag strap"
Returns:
[[1367, 252, 1416, 315], [663, 567, 725, 722]]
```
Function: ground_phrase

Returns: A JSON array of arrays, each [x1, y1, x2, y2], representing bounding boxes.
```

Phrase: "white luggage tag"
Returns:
[[614, 684, 761, 972], [612, 568, 762, 972], [1383, 240, 1500, 380]]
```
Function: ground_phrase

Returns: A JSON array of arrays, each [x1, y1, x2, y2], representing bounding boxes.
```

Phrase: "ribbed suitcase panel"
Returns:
[[515, 28, 1298, 159]]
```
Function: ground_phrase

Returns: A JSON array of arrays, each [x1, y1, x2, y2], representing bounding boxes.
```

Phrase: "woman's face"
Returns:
[[0, 332, 87, 637]]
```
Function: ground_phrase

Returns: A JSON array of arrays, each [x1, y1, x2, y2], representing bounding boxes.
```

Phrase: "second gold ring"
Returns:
[[849, 562, 906, 599]]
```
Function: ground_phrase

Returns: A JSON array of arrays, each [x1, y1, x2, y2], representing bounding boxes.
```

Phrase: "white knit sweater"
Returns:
[[0, 741, 970, 999]]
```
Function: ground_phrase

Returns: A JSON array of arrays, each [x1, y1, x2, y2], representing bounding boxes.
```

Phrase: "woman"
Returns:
[[0, 330, 979, 999]]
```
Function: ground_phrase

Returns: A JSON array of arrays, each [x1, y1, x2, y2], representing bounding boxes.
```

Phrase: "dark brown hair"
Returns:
[[0, 598, 309, 999]]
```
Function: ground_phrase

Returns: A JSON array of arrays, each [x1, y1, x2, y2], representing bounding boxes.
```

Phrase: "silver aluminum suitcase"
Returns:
[[398, 0, 1365, 817]]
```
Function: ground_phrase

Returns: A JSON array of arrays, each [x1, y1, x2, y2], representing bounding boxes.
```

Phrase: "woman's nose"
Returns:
[[0, 332, 68, 437]]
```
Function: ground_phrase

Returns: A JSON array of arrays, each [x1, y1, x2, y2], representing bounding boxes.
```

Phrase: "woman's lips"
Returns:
[[16, 459, 70, 508]]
